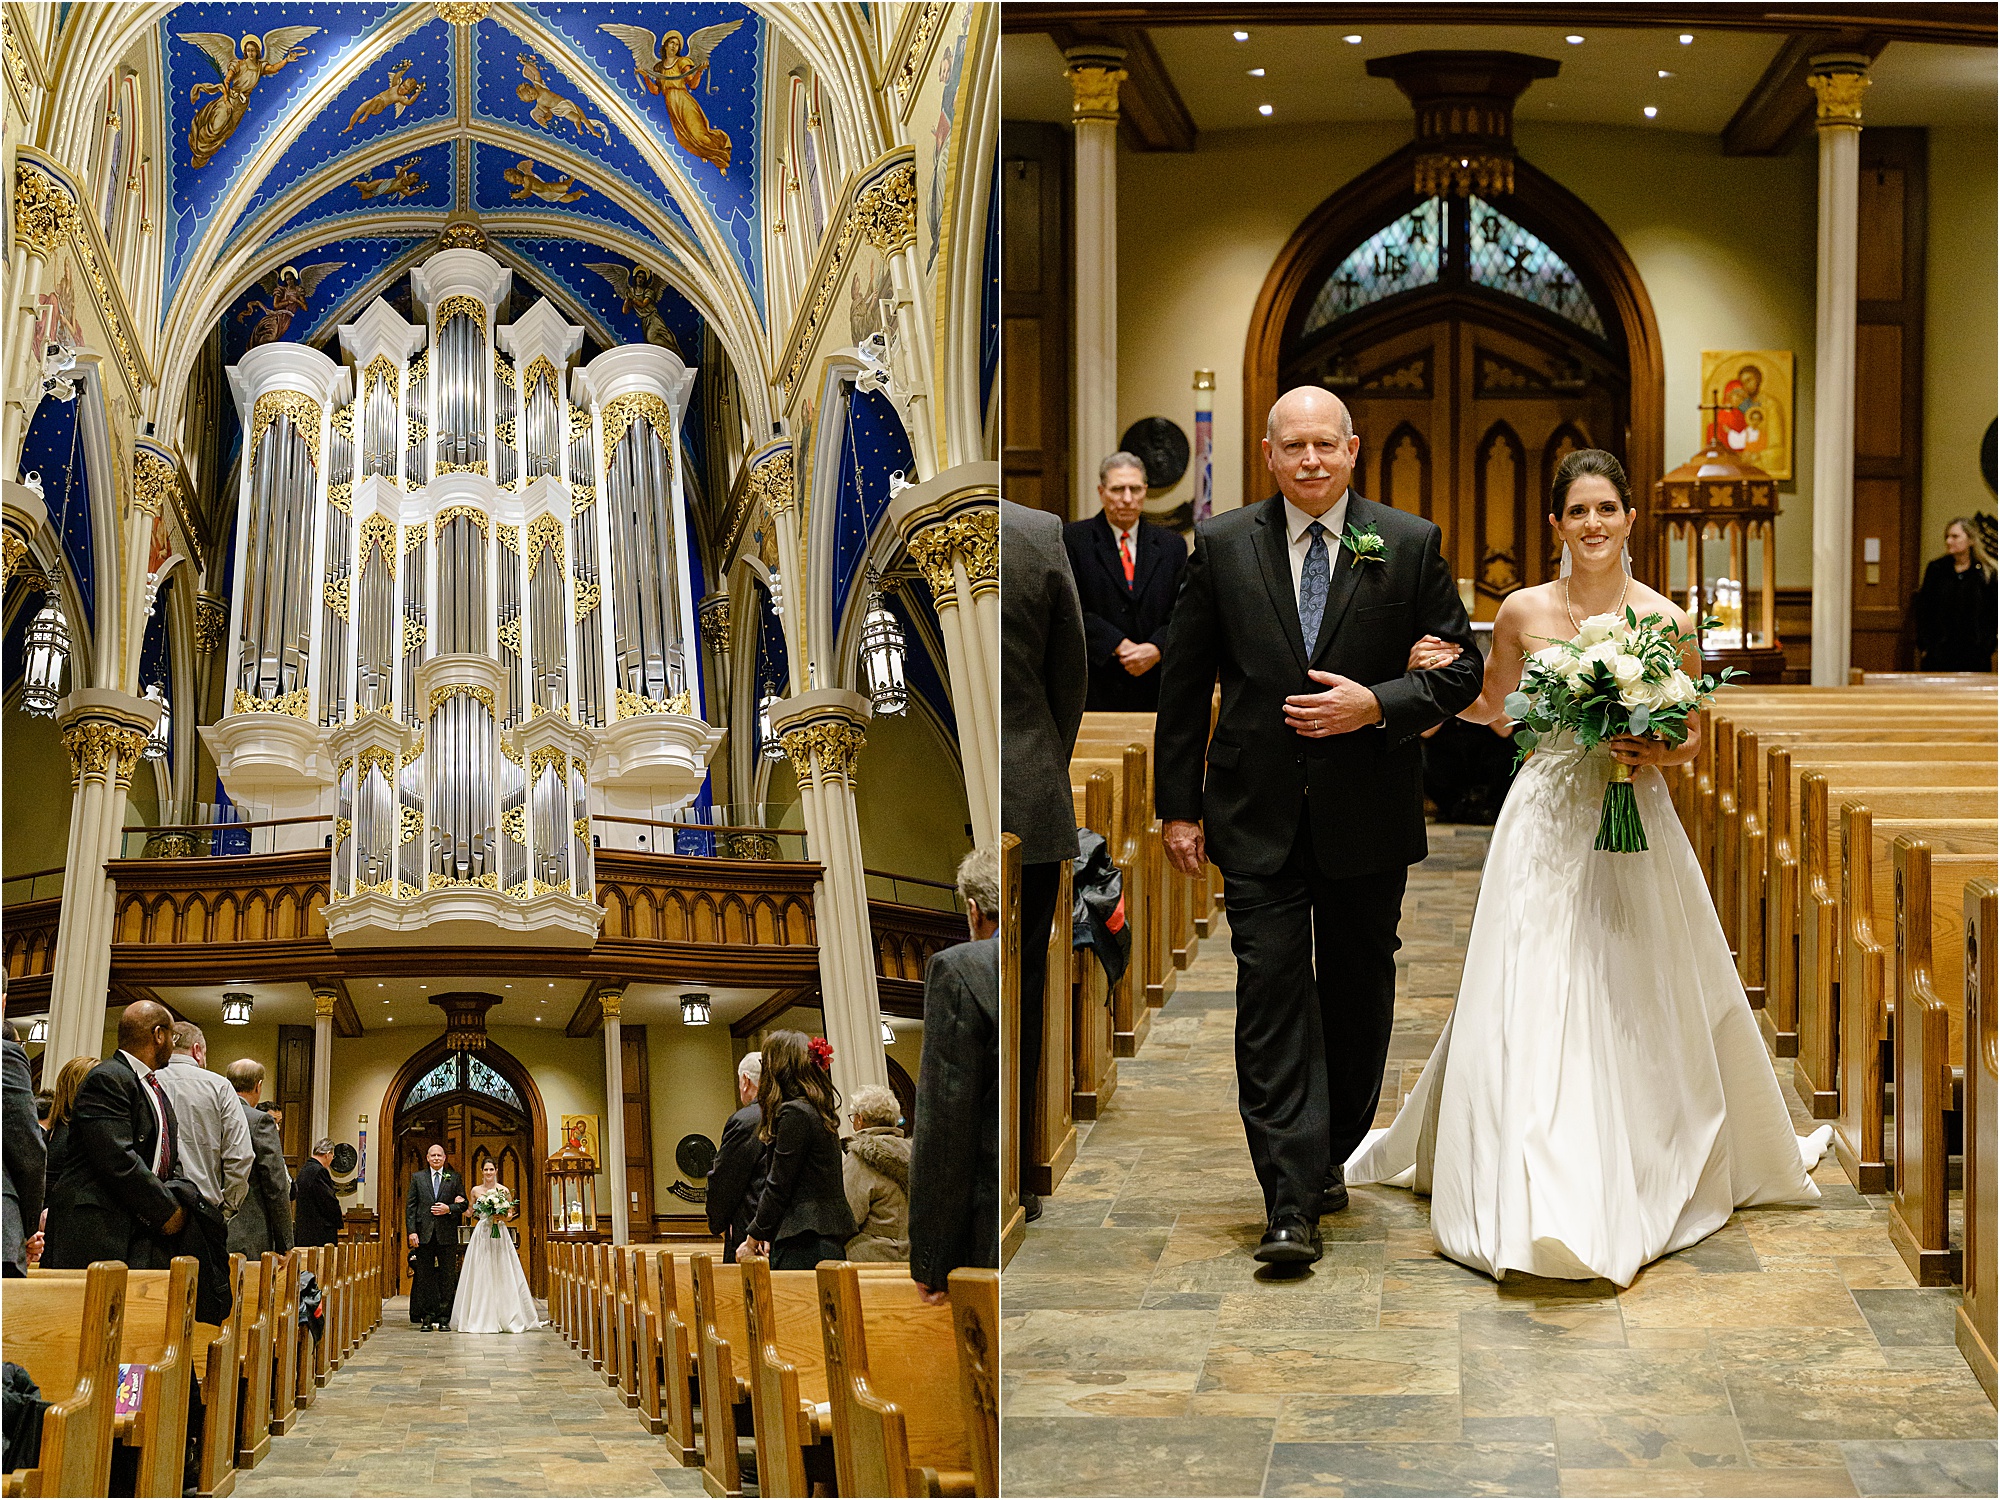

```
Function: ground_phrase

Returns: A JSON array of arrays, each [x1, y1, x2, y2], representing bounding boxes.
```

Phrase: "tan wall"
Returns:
[[854, 704, 973, 886], [1115, 121, 1826, 585], [3, 710, 74, 880], [645, 1017, 740, 1214], [1923, 124, 1999, 558]]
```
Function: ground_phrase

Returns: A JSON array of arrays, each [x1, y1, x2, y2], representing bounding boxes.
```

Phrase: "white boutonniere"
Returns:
[[1344, 523, 1388, 569]]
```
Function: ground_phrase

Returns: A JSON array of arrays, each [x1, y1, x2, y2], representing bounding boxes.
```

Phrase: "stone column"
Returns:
[[599, 985, 630, 1245], [1807, 55, 1869, 686], [45, 693, 159, 1063], [772, 690, 889, 1109], [854, 162, 939, 480], [748, 445, 808, 691], [310, 987, 336, 1148], [1065, 46, 1126, 521], [696, 594, 732, 807]]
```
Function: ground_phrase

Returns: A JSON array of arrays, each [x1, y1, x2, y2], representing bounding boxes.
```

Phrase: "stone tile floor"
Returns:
[[1002, 826, 2000, 1498], [231, 1299, 706, 1498]]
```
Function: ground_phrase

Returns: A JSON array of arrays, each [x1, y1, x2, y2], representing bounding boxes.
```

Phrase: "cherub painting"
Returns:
[[585, 261, 682, 353], [236, 261, 344, 348], [517, 53, 610, 142], [178, 26, 320, 169], [350, 158, 427, 201], [503, 158, 587, 204], [342, 58, 425, 134], [599, 21, 742, 173]]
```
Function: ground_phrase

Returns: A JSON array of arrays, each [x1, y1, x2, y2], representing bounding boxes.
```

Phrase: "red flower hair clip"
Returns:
[[807, 1036, 834, 1070]]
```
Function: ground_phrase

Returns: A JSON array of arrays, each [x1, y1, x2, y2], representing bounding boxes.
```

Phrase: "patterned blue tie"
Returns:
[[1298, 521, 1330, 649]]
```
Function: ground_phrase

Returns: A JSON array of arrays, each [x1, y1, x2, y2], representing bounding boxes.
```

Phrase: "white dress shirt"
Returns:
[[120, 1050, 170, 1176], [155, 1052, 254, 1212], [1282, 491, 1350, 608]]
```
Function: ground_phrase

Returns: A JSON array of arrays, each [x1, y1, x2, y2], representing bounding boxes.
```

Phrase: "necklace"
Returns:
[[1564, 567, 1630, 634]]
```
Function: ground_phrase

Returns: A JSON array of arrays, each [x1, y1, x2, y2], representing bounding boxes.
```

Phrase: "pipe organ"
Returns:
[[205, 249, 719, 949]]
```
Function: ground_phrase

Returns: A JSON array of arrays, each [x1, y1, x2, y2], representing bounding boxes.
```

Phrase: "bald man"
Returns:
[[1154, 386, 1482, 1265], [43, 1001, 189, 1269]]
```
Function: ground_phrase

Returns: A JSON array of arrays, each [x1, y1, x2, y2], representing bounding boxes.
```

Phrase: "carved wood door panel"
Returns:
[[393, 1095, 531, 1293]]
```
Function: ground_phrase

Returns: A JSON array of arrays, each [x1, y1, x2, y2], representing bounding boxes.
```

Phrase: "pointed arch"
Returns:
[[1376, 420, 1432, 520], [1474, 420, 1528, 603]]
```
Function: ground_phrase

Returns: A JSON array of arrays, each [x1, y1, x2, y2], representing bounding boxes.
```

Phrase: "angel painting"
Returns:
[[517, 54, 610, 142], [351, 158, 427, 200], [585, 261, 682, 353], [342, 58, 425, 134], [179, 26, 320, 169], [599, 21, 742, 173], [237, 261, 344, 348], [503, 158, 587, 204]]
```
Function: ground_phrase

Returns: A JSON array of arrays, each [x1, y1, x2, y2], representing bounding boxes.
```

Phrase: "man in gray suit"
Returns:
[[1000, 499, 1087, 1220], [224, 1059, 293, 1259], [4, 1031, 45, 1276]]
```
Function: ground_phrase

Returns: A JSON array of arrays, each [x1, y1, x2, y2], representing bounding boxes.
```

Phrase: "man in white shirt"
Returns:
[[153, 1021, 253, 1216]]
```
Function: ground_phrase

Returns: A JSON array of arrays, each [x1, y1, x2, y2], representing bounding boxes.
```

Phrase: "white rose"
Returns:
[[1609, 652, 1646, 692], [1528, 644, 1571, 675], [1627, 675, 1672, 712], [1576, 640, 1619, 676], [1576, 612, 1622, 647], [1666, 670, 1699, 705]]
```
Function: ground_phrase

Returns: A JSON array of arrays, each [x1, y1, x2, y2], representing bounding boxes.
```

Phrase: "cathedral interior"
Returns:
[[2, 0, 998, 1289]]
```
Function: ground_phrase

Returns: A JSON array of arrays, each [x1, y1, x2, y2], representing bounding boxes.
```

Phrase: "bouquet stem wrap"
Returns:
[[1595, 761, 1648, 853]]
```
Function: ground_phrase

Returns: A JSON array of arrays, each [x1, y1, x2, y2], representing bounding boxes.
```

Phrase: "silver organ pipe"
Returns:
[[529, 528, 567, 715], [497, 527, 523, 729], [404, 353, 429, 485], [436, 513, 489, 655], [494, 352, 518, 489], [438, 312, 487, 471], [526, 366, 562, 477], [356, 518, 395, 713], [364, 367, 398, 477], [320, 408, 354, 725], [400, 526, 427, 727], [605, 419, 685, 702], [568, 409, 604, 725], [241, 414, 320, 704]]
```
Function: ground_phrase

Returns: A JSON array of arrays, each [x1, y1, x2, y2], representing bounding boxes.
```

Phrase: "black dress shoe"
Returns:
[[1321, 1163, 1349, 1215], [1022, 1191, 1043, 1223], [1253, 1216, 1322, 1265]]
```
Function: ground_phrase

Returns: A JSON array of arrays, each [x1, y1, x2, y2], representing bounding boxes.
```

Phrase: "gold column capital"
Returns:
[[194, 594, 229, 658], [1066, 60, 1128, 122], [1, 531, 26, 584], [312, 988, 339, 1020], [60, 720, 149, 787], [1807, 61, 1870, 126], [748, 445, 796, 517], [856, 161, 919, 255], [781, 720, 868, 787], [13, 161, 76, 258], [599, 985, 625, 1022], [907, 507, 998, 599]]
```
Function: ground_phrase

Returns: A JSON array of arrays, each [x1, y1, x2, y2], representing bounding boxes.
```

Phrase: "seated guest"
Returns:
[[4, 1028, 44, 1277], [293, 1138, 344, 1247], [908, 846, 1000, 1300], [43, 1002, 188, 1269], [842, 1084, 911, 1262], [153, 1022, 252, 1217], [739, 1032, 856, 1270], [1062, 451, 1188, 711], [224, 1060, 294, 1260], [706, 1051, 766, 1262]]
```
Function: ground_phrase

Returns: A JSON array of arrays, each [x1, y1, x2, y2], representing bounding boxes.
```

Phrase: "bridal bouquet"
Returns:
[[1503, 608, 1738, 853], [470, 1185, 514, 1240]]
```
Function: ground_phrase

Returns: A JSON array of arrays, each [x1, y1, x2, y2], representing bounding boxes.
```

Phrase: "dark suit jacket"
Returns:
[[747, 1100, 857, 1246], [705, 1102, 767, 1260], [3, 1040, 44, 1274], [43, 1053, 182, 1270], [908, 937, 999, 1290], [1002, 501, 1089, 864], [1064, 515, 1188, 711], [1156, 493, 1484, 878], [405, 1166, 465, 1246], [228, 1103, 294, 1259], [293, 1157, 344, 1247]]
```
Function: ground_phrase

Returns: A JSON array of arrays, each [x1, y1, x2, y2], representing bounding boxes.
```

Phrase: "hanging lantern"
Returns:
[[220, 992, 254, 1025], [25, 1017, 48, 1045], [858, 584, 908, 716], [21, 600, 70, 717], [142, 682, 171, 762], [766, 566, 784, 616], [758, 685, 787, 762], [880, 1017, 895, 1046], [680, 992, 712, 1026]]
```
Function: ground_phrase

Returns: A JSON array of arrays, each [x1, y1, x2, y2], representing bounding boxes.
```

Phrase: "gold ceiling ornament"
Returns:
[[428, 682, 497, 719], [437, 219, 486, 249], [401, 804, 423, 845], [323, 573, 351, 620], [14, 163, 145, 395], [599, 390, 675, 454], [856, 162, 919, 255], [572, 576, 601, 622], [232, 687, 312, 720], [435, 293, 489, 333], [436, 2, 490, 23], [251, 389, 324, 468], [132, 448, 176, 517], [1808, 68, 1870, 125], [748, 447, 796, 516], [1, 531, 26, 584], [1065, 62, 1127, 123], [194, 595, 229, 657], [432, 503, 491, 541], [892, 2, 948, 108], [697, 594, 730, 653], [525, 511, 565, 578], [60, 720, 151, 784], [362, 353, 399, 396], [359, 513, 398, 576], [781, 720, 866, 785]]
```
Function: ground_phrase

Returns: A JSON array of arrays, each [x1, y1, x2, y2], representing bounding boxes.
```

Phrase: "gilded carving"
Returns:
[[494, 350, 518, 390], [498, 615, 523, 657], [502, 804, 527, 845], [403, 524, 425, 553], [132, 449, 176, 517], [1067, 63, 1127, 122], [435, 294, 489, 333], [907, 509, 996, 598], [569, 483, 596, 514], [599, 988, 623, 1021], [356, 746, 398, 782], [433, 504, 491, 541], [615, 686, 692, 719], [250, 389, 324, 468], [438, 220, 486, 248], [359, 513, 398, 576], [528, 744, 571, 784], [427, 871, 500, 891], [327, 481, 353, 514], [3, 15, 34, 95], [60, 720, 150, 784], [569, 403, 594, 443], [232, 687, 311, 719], [323, 573, 351, 620], [525, 511, 565, 577], [856, 162, 919, 255], [697, 594, 730, 653], [428, 682, 496, 718], [2, 531, 27, 584], [402, 804, 423, 845], [194, 595, 229, 657], [14, 164, 144, 395], [748, 447, 796, 516], [434, 459, 488, 477], [334, 816, 351, 852], [599, 391, 675, 453], [781, 720, 866, 785], [314, 990, 338, 1019], [496, 522, 520, 556], [892, 3, 947, 108], [402, 616, 428, 656], [572, 577, 601, 621], [1808, 68, 1870, 125]]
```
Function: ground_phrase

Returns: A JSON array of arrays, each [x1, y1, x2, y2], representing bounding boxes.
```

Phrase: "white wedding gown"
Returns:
[[448, 1215, 543, 1333], [1347, 730, 1833, 1288]]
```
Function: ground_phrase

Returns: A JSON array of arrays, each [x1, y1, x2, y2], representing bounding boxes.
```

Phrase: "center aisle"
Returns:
[[233, 1298, 704, 1499], [1001, 826, 1995, 1499]]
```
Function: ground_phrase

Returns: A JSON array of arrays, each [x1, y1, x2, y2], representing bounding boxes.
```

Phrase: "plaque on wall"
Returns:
[[1117, 417, 1191, 490]]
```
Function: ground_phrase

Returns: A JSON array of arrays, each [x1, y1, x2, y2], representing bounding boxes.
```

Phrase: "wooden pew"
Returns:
[[1030, 854, 1076, 1197], [651, 1250, 702, 1465], [1956, 879, 1997, 1401], [189, 1257, 243, 1498], [817, 1262, 976, 1497], [1000, 834, 1025, 1267], [266, 1250, 300, 1436], [946, 1269, 1000, 1498], [233, 1257, 272, 1469], [291, 1248, 321, 1413], [1084, 709, 1212, 973], [1836, 807, 1998, 1192], [625, 1249, 668, 1438], [1852, 670, 1998, 687], [742, 1258, 837, 1496], [1069, 738, 1164, 1040], [1888, 838, 1998, 1285], [1072, 769, 1120, 1119], [692, 1252, 754, 1497], [1, 1261, 127, 1499], [607, 1244, 636, 1403]]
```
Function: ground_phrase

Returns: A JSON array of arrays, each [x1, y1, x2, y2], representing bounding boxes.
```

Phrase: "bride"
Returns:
[[1349, 448, 1831, 1287], [449, 1162, 543, 1333]]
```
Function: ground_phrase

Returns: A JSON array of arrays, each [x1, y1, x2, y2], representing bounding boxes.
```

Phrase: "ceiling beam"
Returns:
[[731, 987, 817, 1040], [1046, 21, 1197, 152], [1722, 30, 1888, 156], [565, 980, 606, 1039], [315, 977, 365, 1039]]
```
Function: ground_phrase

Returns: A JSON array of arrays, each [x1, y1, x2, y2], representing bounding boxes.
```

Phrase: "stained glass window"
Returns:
[[405, 1058, 458, 1107], [403, 1053, 522, 1110], [466, 1056, 522, 1109], [1301, 199, 1444, 336], [1465, 197, 1606, 337]]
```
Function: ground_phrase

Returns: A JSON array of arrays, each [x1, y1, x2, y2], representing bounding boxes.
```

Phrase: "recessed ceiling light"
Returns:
[[1248, 67, 1265, 77], [1343, 34, 1362, 44], [378, 982, 384, 988], [1565, 34, 1584, 45], [1232, 30, 1249, 41], [1258, 103, 1273, 116], [1658, 69, 1674, 78], [549, 982, 555, 988], [386, 1015, 392, 1021], [1644, 106, 1658, 118], [1679, 33, 1694, 44]]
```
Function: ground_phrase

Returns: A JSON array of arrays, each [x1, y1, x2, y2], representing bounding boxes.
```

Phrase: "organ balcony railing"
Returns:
[[202, 248, 718, 951]]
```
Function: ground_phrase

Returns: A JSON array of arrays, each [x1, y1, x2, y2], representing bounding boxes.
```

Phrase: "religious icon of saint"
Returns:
[[599, 20, 743, 173], [178, 27, 320, 169], [237, 261, 345, 348]]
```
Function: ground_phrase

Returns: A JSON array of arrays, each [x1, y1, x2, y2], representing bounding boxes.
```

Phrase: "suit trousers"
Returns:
[[1222, 811, 1406, 1224], [1016, 861, 1063, 1185], [410, 1237, 458, 1324]]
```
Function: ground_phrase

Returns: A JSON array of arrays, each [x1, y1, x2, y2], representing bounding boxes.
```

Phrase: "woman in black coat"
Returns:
[[1914, 517, 1998, 671], [739, 1031, 856, 1270]]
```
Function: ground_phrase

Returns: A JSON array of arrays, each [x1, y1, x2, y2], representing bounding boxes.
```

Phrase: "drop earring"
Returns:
[[1558, 543, 1573, 579]]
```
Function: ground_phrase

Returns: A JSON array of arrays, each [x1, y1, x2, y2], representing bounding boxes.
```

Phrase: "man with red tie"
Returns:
[[1062, 452, 1188, 711], [43, 1001, 189, 1269]]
